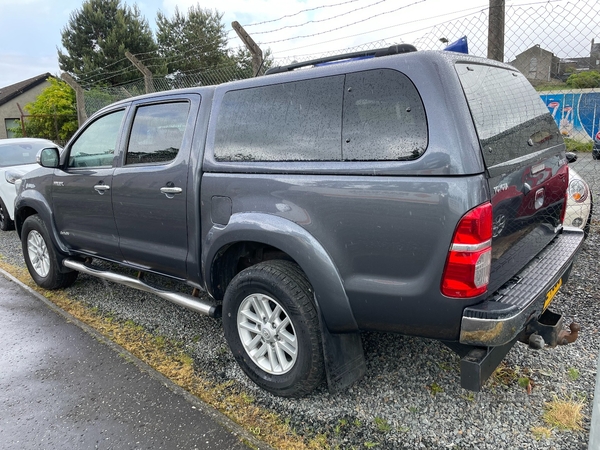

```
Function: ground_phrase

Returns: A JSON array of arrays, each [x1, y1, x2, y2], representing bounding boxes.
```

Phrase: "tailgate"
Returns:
[[456, 63, 569, 292]]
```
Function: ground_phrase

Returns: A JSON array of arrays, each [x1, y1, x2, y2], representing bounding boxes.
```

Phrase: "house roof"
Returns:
[[0, 73, 52, 107], [560, 57, 590, 70]]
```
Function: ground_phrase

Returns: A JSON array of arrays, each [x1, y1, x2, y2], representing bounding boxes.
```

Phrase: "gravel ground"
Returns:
[[2, 153, 600, 449]]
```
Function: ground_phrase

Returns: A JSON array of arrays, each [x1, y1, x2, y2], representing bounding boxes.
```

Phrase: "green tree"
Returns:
[[11, 78, 78, 144], [227, 47, 274, 79], [58, 0, 161, 86], [156, 4, 229, 75], [565, 71, 600, 89]]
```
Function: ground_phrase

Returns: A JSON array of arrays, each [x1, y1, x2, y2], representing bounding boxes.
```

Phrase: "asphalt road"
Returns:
[[0, 270, 259, 450]]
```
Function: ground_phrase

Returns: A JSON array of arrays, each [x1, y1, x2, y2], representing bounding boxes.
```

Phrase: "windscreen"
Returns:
[[0, 141, 51, 167]]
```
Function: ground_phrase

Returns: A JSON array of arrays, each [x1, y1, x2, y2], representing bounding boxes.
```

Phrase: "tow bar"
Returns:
[[521, 309, 580, 349]]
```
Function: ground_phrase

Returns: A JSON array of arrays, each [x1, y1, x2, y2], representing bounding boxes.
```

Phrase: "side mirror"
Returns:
[[37, 147, 60, 168], [565, 151, 577, 164]]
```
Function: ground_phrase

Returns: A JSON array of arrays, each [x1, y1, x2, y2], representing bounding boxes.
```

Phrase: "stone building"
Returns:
[[0, 74, 53, 139], [510, 45, 560, 83]]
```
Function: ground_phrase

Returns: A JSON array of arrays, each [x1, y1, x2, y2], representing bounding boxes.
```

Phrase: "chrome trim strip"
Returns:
[[450, 239, 492, 252]]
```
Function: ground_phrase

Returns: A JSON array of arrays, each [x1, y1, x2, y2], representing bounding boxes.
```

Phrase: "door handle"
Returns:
[[94, 184, 110, 195], [160, 186, 182, 195], [160, 186, 182, 198]]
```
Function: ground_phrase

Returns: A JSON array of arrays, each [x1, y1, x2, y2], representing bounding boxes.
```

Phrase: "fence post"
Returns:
[[125, 51, 154, 94], [16, 103, 27, 137], [61, 73, 88, 127], [488, 0, 505, 62], [232, 21, 264, 77]]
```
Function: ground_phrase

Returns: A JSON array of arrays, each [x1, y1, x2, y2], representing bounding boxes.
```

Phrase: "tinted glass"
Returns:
[[214, 76, 344, 161], [69, 110, 125, 168], [343, 69, 428, 160], [0, 141, 51, 167], [126, 102, 190, 165], [456, 63, 558, 168]]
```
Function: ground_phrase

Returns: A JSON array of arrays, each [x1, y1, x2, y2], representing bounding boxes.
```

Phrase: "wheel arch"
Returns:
[[203, 213, 358, 333], [15, 192, 71, 260]]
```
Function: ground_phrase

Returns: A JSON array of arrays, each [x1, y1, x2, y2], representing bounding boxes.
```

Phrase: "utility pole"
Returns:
[[488, 0, 505, 62], [61, 73, 88, 127], [232, 21, 264, 76], [125, 51, 154, 93]]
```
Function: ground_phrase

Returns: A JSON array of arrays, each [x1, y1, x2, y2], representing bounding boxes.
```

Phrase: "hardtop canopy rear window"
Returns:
[[456, 63, 560, 168]]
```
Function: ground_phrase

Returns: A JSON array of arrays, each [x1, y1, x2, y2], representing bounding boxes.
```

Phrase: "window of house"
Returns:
[[4, 119, 20, 138], [529, 57, 538, 77]]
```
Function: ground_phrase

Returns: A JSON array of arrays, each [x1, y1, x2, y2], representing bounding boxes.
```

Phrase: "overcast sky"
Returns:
[[0, 0, 598, 89]]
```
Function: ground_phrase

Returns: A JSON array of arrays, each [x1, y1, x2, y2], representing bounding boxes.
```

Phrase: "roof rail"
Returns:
[[265, 44, 417, 75]]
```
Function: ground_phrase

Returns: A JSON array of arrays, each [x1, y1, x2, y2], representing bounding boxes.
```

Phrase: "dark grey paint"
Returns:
[[201, 173, 488, 338]]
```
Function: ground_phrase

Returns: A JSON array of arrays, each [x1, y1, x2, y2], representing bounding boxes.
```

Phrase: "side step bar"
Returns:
[[63, 259, 221, 318]]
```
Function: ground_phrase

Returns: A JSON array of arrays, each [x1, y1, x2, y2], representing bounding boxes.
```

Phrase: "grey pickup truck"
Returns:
[[15, 46, 584, 397]]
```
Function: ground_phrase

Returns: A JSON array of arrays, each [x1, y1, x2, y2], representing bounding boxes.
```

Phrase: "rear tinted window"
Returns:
[[457, 63, 559, 168], [214, 76, 344, 161], [214, 69, 428, 162], [343, 69, 427, 160]]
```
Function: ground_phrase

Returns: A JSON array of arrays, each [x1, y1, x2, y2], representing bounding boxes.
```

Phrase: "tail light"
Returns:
[[441, 202, 493, 298]]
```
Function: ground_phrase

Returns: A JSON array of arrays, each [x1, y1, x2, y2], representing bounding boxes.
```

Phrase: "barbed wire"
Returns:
[[231, 0, 362, 30], [249, 0, 390, 35], [258, 0, 426, 45]]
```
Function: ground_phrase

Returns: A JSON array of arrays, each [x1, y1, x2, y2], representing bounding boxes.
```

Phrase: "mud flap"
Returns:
[[319, 319, 366, 394]]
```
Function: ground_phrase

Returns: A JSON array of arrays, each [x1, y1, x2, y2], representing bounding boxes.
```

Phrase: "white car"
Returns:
[[0, 138, 60, 231], [564, 167, 593, 237]]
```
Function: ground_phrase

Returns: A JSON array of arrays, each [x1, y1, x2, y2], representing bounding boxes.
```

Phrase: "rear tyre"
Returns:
[[22, 215, 78, 289], [0, 198, 14, 231], [222, 260, 324, 397]]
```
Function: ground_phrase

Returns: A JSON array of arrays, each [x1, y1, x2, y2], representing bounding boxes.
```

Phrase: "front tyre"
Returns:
[[222, 260, 324, 397], [0, 198, 14, 231], [22, 215, 78, 289]]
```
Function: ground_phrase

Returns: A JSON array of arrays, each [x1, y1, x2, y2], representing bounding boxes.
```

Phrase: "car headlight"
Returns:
[[5, 169, 23, 185], [569, 178, 588, 203]]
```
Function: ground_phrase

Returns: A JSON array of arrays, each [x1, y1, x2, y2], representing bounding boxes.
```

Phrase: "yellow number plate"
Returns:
[[544, 278, 562, 310]]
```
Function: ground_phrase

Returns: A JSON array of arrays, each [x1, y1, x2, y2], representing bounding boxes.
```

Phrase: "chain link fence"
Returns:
[[83, 63, 255, 115]]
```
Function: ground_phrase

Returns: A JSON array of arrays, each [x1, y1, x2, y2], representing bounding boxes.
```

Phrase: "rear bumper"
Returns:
[[459, 227, 584, 347]]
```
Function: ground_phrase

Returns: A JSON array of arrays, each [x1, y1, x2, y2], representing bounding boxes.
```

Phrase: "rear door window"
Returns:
[[125, 102, 190, 165]]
